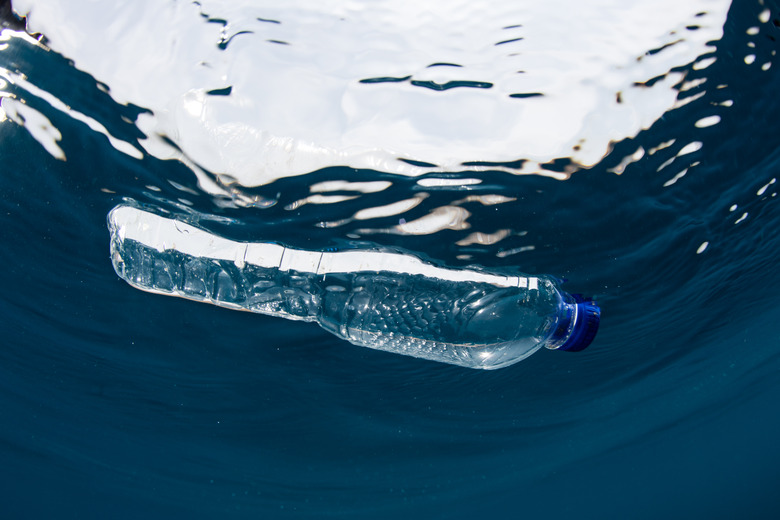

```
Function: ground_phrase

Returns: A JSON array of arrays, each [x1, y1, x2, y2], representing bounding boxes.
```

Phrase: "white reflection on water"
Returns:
[[12, 0, 731, 188]]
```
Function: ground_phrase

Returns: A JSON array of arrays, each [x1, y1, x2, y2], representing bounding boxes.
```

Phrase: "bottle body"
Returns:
[[317, 272, 567, 368], [108, 204, 599, 369]]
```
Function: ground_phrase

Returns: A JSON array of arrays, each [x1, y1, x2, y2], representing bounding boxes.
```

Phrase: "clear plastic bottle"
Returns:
[[108, 204, 600, 369]]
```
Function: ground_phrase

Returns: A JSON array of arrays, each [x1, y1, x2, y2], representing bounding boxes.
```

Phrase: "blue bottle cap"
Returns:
[[558, 298, 601, 352]]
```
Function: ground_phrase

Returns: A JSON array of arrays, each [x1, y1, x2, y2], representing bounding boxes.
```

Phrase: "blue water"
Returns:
[[2, 1, 780, 518]]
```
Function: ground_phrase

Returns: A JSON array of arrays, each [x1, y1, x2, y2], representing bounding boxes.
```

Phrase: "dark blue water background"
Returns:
[[2, 1, 780, 518]]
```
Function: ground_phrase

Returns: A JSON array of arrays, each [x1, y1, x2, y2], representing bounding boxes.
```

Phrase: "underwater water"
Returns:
[[1, 0, 780, 517]]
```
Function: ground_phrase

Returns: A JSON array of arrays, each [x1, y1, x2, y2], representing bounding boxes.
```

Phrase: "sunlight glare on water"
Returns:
[[12, 0, 731, 187]]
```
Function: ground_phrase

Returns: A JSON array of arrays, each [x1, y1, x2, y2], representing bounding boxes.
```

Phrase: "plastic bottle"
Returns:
[[107, 204, 600, 369]]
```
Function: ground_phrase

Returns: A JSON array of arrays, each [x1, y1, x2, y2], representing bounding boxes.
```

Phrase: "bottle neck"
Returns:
[[546, 302, 578, 350]]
